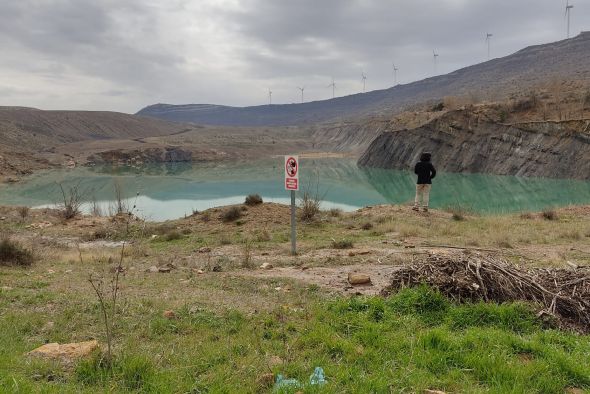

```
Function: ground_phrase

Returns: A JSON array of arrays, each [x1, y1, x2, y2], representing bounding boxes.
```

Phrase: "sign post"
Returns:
[[285, 156, 299, 255]]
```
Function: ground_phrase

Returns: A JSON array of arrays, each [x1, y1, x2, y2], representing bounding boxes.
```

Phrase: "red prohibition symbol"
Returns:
[[286, 157, 298, 177]]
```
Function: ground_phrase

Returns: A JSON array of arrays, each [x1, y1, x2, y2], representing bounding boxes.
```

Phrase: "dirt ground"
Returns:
[[2, 202, 589, 308]]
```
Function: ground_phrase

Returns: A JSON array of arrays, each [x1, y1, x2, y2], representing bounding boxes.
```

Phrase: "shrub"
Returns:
[[58, 182, 84, 220], [221, 207, 242, 222], [17, 206, 30, 221], [299, 191, 321, 222], [542, 209, 558, 221], [0, 238, 34, 266], [245, 194, 263, 206], [331, 239, 354, 249], [328, 208, 343, 218], [163, 231, 183, 242], [361, 222, 373, 230], [431, 102, 445, 111]]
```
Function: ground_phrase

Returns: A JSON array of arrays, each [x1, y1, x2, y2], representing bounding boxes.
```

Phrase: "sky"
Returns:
[[0, 0, 587, 113]]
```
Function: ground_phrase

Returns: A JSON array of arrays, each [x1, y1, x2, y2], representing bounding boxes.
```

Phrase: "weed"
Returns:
[[331, 239, 354, 249], [256, 230, 271, 242], [361, 222, 374, 230], [91, 196, 103, 217], [17, 206, 30, 221], [328, 208, 343, 218], [219, 235, 232, 245], [245, 194, 263, 206], [221, 207, 242, 222], [445, 203, 473, 221], [163, 231, 183, 242], [542, 209, 558, 221], [0, 237, 34, 266], [241, 239, 253, 268]]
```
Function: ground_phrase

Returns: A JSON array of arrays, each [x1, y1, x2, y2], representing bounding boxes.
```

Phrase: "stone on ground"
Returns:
[[27, 340, 99, 364]]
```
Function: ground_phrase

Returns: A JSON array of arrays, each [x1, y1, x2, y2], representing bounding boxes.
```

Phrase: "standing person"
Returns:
[[413, 152, 436, 212]]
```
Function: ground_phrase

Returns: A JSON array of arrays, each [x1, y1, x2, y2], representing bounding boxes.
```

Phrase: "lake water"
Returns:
[[1, 159, 590, 221]]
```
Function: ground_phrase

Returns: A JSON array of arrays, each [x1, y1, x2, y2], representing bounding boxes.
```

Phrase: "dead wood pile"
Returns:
[[382, 254, 590, 332]]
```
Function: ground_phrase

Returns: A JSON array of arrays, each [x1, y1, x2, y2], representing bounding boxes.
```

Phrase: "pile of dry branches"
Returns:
[[382, 254, 590, 332]]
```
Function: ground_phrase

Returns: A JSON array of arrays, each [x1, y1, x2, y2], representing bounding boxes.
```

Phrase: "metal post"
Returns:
[[290, 190, 296, 255]]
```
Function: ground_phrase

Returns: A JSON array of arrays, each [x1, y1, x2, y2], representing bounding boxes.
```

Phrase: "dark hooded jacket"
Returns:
[[414, 153, 436, 184]]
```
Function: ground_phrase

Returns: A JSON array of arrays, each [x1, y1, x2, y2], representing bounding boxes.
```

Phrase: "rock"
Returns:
[[423, 390, 447, 394], [163, 310, 176, 319], [348, 273, 372, 285], [47, 269, 55, 274], [260, 262, 273, 270], [147, 266, 159, 273], [212, 265, 222, 272], [301, 265, 310, 271], [198, 247, 211, 253], [158, 266, 171, 273], [27, 340, 99, 364]]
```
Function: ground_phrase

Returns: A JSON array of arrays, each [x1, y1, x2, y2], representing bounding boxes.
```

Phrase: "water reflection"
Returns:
[[0, 159, 589, 220]]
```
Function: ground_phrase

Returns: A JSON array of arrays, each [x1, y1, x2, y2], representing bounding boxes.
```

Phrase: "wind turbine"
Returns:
[[392, 63, 399, 85], [268, 89, 272, 105], [361, 71, 367, 93], [327, 77, 336, 98], [433, 50, 439, 75], [297, 86, 305, 103], [486, 33, 493, 60], [565, 0, 574, 38]]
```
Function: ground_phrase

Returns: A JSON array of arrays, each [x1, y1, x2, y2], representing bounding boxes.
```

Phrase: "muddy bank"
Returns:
[[358, 110, 590, 180]]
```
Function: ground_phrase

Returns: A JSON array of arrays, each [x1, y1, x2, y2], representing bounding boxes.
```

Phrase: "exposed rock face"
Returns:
[[358, 111, 590, 180], [88, 147, 192, 165]]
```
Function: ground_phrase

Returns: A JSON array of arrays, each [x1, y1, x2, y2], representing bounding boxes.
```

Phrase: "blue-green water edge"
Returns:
[[1, 159, 590, 221]]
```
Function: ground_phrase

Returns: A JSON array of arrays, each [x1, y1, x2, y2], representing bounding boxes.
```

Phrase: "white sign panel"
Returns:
[[284, 155, 299, 191]]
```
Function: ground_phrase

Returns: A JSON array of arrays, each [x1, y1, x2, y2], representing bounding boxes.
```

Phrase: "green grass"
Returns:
[[1, 286, 589, 393]]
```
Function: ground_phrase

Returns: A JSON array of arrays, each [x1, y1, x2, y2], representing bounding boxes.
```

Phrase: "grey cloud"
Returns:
[[0, 0, 587, 111]]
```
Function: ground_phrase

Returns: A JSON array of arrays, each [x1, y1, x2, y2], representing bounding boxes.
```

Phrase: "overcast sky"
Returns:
[[0, 0, 587, 113]]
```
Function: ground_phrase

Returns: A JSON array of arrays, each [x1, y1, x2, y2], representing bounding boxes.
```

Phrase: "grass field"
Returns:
[[1, 203, 590, 393]]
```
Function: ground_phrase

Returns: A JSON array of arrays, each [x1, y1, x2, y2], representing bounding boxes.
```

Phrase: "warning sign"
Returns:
[[285, 155, 299, 191]]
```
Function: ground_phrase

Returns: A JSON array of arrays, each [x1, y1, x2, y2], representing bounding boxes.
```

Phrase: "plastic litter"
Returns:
[[273, 367, 326, 392], [274, 374, 301, 391], [309, 367, 326, 385]]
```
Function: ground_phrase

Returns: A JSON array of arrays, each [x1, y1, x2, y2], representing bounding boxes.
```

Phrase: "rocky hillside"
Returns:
[[138, 32, 590, 126], [358, 110, 590, 180]]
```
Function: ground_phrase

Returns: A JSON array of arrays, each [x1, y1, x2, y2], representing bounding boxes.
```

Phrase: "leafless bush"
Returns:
[[241, 238, 254, 268], [58, 182, 85, 220], [298, 172, 325, 223], [110, 179, 128, 216], [91, 195, 103, 217], [17, 206, 30, 222], [84, 203, 136, 364], [245, 194, 263, 206], [221, 206, 242, 222]]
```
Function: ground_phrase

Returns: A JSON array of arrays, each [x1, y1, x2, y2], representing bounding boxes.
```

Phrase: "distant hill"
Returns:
[[0, 106, 194, 150], [137, 32, 590, 126]]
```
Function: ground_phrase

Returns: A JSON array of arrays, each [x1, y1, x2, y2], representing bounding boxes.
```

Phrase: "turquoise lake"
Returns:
[[1, 159, 590, 221]]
